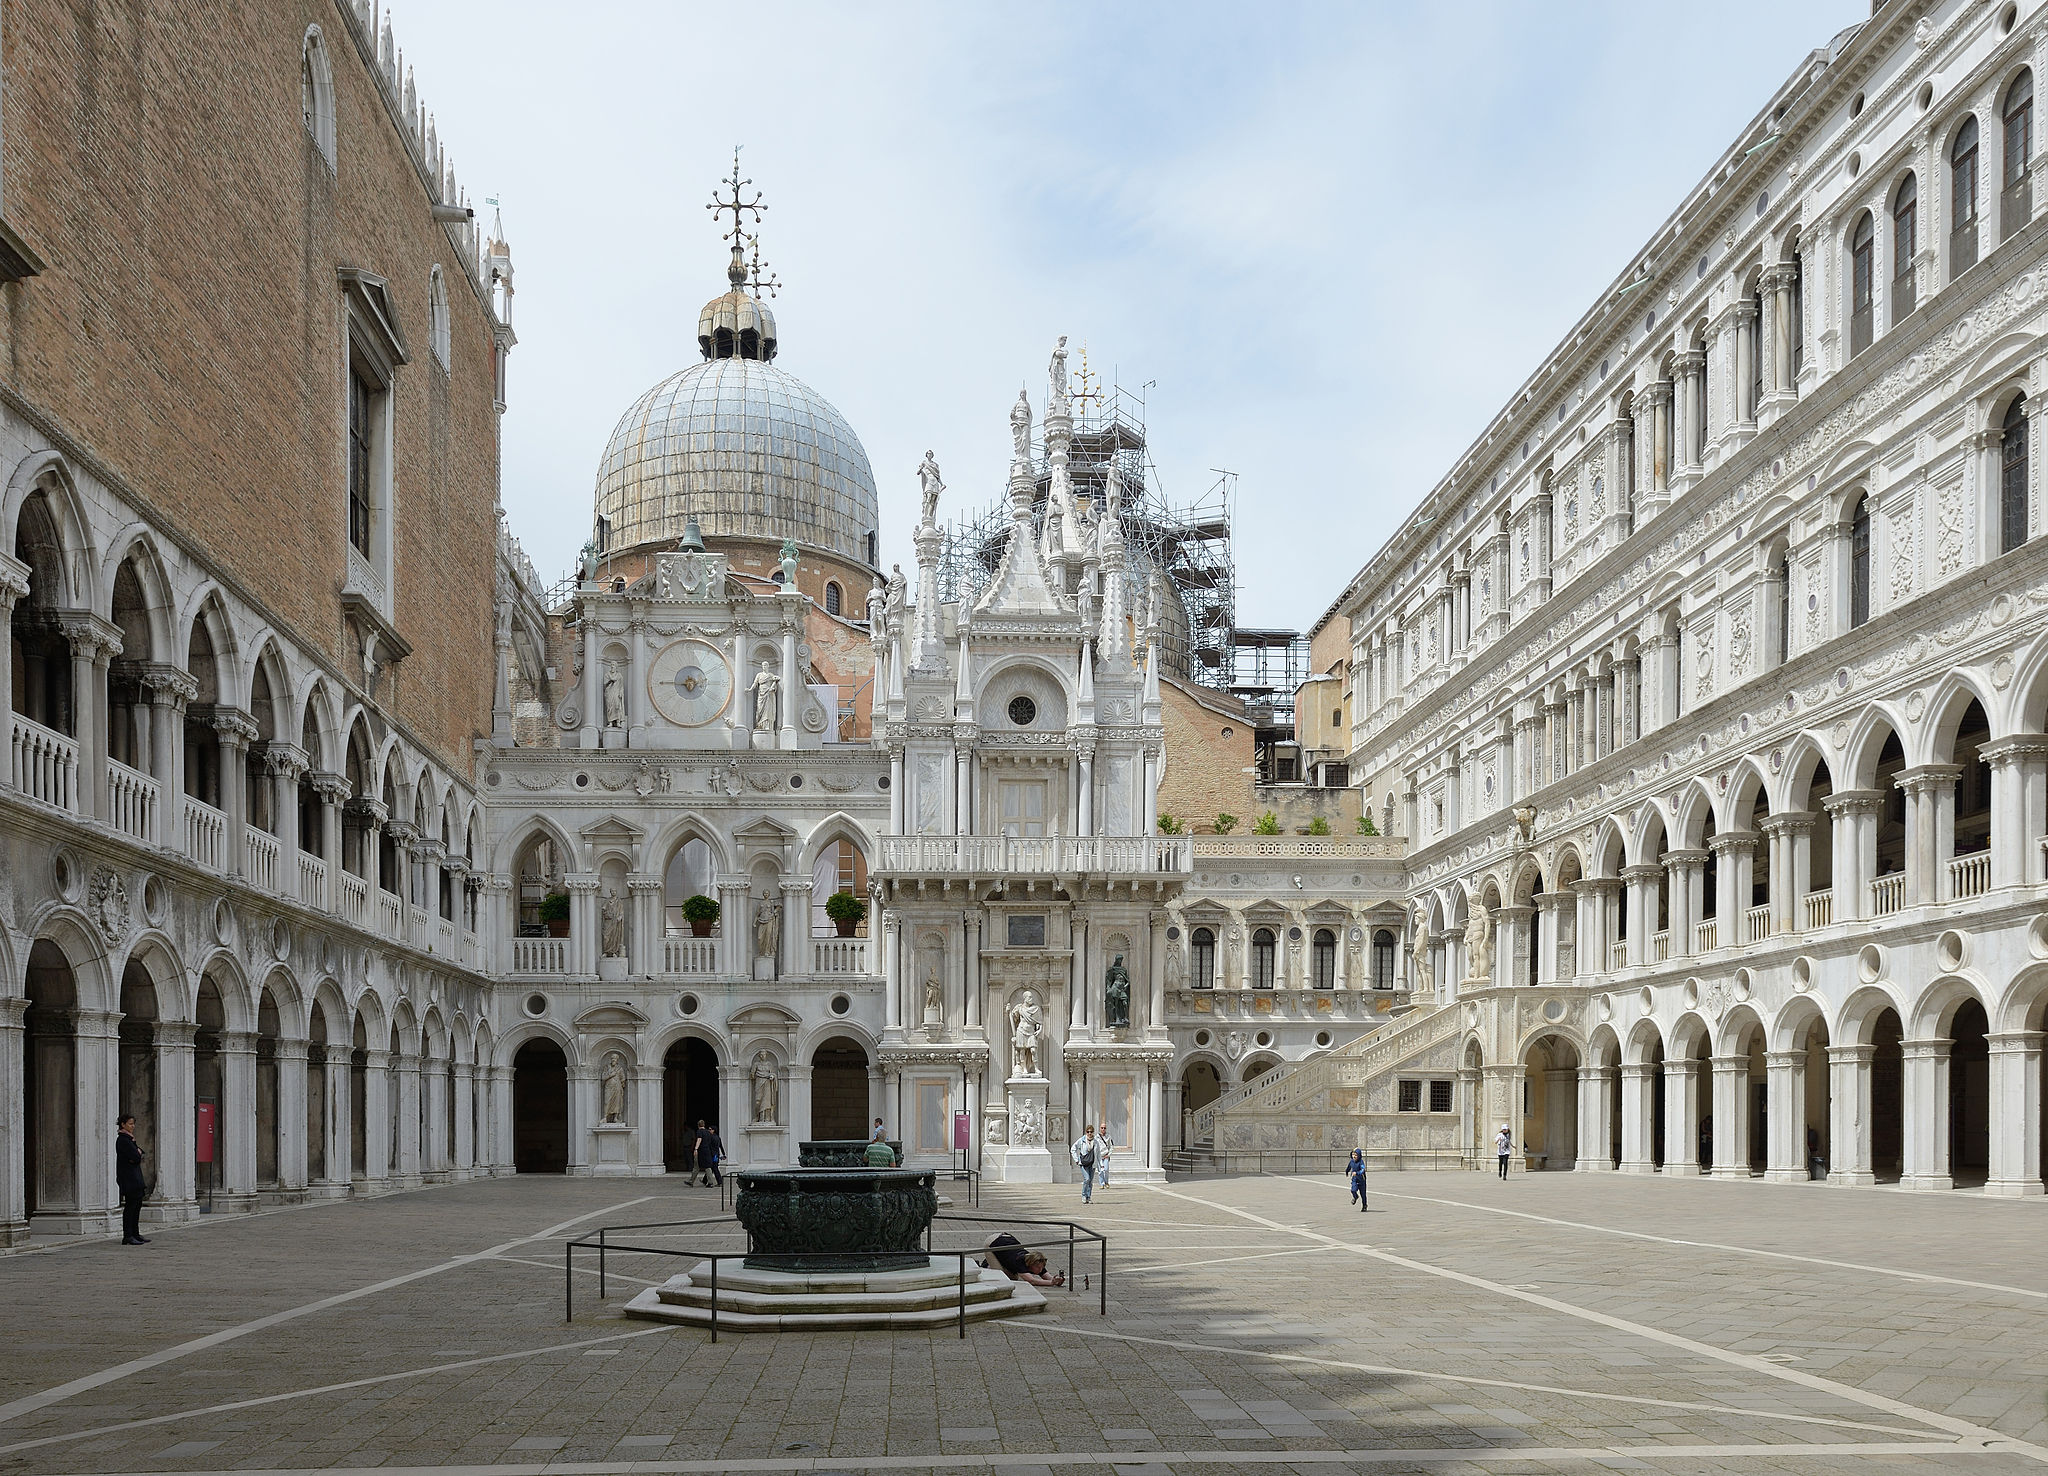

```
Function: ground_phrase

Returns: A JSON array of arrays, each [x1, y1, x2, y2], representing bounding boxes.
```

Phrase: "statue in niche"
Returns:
[[600, 1051, 628, 1124], [1164, 939, 1185, 991], [751, 661, 779, 733], [600, 888, 626, 959], [1009, 989, 1045, 1078], [924, 970, 943, 1020], [753, 897, 781, 963], [1412, 912, 1434, 996], [1465, 903, 1494, 985], [601, 661, 625, 729], [916, 450, 945, 527], [750, 1052, 779, 1124], [1103, 954, 1131, 1029]]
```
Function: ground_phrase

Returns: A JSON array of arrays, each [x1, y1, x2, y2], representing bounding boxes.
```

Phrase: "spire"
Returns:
[[974, 384, 1072, 621], [1096, 458, 1132, 672], [697, 153, 778, 361]]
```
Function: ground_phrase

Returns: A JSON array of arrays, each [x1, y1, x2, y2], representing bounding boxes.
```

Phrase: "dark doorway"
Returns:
[[1872, 1008, 1904, 1181], [1950, 999, 1990, 1185], [513, 1040, 569, 1173], [24, 940, 79, 1219], [810, 1037, 870, 1141], [662, 1038, 719, 1171]]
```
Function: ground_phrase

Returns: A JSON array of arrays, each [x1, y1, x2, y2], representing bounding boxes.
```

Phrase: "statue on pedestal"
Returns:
[[601, 661, 625, 729], [923, 971, 943, 1021], [751, 662, 779, 733], [1412, 911, 1433, 996], [753, 898, 781, 965], [750, 1052, 779, 1124], [600, 1051, 627, 1124], [1103, 954, 1131, 1029], [1465, 903, 1494, 986], [916, 450, 945, 527], [599, 888, 626, 959]]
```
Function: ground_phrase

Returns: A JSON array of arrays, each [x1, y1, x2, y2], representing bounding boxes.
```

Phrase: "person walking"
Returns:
[[116, 1115, 149, 1245], [1495, 1124, 1513, 1181], [1095, 1127, 1114, 1191], [1347, 1150, 1369, 1212], [693, 1120, 725, 1187], [1070, 1123, 1101, 1204]]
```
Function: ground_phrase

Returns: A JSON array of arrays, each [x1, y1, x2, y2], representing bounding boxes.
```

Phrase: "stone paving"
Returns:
[[0, 1169, 2045, 1473]]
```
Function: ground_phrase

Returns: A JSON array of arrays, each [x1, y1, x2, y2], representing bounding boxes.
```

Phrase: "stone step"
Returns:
[[623, 1273, 1047, 1332], [645, 1260, 1028, 1317]]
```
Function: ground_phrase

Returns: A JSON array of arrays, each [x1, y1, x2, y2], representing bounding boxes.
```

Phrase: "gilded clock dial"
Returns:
[[646, 641, 733, 727]]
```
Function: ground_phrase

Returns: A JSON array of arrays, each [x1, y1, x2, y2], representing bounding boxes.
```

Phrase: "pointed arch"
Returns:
[[1717, 758, 1770, 832], [1775, 732, 1835, 812], [6, 451, 99, 610], [1924, 670, 1999, 763], [1840, 704, 1909, 788], [104, 528, 177, 662]]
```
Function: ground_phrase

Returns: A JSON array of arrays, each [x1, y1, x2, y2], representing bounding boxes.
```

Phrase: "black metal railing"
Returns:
[[1164, 1147, 1480, 1176], [563, 1210, 1104, 1341]]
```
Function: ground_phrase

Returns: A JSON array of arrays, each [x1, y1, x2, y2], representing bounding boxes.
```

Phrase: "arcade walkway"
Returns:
[[0, 1170, 2042, 1472]]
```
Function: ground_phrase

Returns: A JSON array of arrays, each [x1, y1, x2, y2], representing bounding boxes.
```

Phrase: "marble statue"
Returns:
[[1009, 989, 1045, 1077], [599, 887, 626, 958], [1411, 911, 1433, 995], [1164, 938, 1185, 990], [753, 897, 781, 963], [601, 661, 625, 729], [750, 1052, 779, 1124], [1012, 1098, 1043, 1148], [1010, 389, 1032, 460], [924, 971, 943, 1019], [867, 578, 887, 629], [1225, 1029, 1245, 1061], [916, 449, 944, 527], [751, 661, 779, 733], [885, 564, 907, 624], [600, 1051, 627, 1124], [1049, 335, 1068, 400], [1103, 953, 1131, 1029], [1465, 903, 1494, 985]]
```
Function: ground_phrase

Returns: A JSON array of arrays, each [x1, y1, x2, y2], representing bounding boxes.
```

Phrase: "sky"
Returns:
[[393, 1, 1866, 632]]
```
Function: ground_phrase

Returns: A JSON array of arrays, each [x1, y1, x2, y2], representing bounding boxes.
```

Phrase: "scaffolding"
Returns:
[[935, 375, 1241, 691]]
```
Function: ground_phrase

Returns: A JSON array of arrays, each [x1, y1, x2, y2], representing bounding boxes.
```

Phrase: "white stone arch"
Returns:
[[648, 1018, 730, 1067], [1960, 330, 2038, 406], [420, 1005, 451, 1063], [427, 265, 451, 369], [103, 526, 179, 661], [1585, 1022, 1622, 1069], [974, 654, 1076, 729], [472, 1019, 497, 1071], [1774, 731, 1836, 812], [647, 815, 732, 877], [1993, 961, 2048, 1033], [1589, 817, 1628, 879], [4, 450, 100, 611], [349, 984, 390, 1050], [1907, 971, 1991, 1041], [190, 944, 256, 1033], [121, 930, 193, 1023], [1922, 668, 1999, 766], [1839, 702, 1910, 789], [1716, 757, 1771, 833], [1622, 1016, 1664, 1067], [1667, 1011, 1712, 1061], [797, 811, 877, 876], [495, 1017, 583, 1069], [1625, 799, 1670, 867], [388, 997, 422, 1060], [1834, 983, 1907, 1046], [22, 907, 120, 1015], [257, 962, 308, 1040], [448, 1013, 475, 1067], [1666, 779, 1715, 850], [795, 1015, 879, 1063], [1768, 991, 1829, 1054], [296, 678, 343, 773], [300, 24, 336, 169], [495, 813, 581, 876], [244, 634, 297, 745], [1236, 1050, 1283, 1084], [1713, 1002, 1768, 1057], [180, 584, 242, 708]]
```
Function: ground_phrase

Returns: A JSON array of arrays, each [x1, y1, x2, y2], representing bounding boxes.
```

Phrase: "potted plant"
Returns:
[[538, 890, 571, 938], [1253, 811, 1282, 835], [681, 894, 720, 938], [825, 890, 868, 938]]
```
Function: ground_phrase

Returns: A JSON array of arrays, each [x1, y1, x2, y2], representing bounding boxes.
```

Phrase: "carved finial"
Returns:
[[707, 145, 767, 253]]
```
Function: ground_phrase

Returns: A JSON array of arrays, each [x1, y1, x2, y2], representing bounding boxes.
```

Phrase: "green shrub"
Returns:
[[1253, 811, 1281, 835], [1357, 812, 1378, 836], [538, 891, 571, 924], [1306, 815, 1332, 836], [824, 891, 868, 925], [1214, 812, 1239, 835], [680, 894, 720, 925]]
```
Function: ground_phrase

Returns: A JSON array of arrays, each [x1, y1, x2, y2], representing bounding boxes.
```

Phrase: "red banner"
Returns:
[[196, 1102, 216, 1163]]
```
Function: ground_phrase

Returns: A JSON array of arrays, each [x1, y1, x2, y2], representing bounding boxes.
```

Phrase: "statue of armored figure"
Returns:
[[1009, 990, 1045, 1077], [1103, 953, 1131, 1029], [916, 450, 944, 527], [750, 1052, 779, 1124]]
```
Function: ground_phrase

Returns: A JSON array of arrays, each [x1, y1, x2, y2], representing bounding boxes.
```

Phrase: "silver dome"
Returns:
[[594, 357, 880, 567]]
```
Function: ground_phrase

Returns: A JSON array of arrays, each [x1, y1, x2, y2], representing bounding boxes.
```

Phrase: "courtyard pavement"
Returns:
[[0, 1168, 2044, 1474]]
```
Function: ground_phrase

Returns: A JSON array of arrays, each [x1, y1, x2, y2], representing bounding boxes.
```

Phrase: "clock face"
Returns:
[[646, 641, 733, 727]]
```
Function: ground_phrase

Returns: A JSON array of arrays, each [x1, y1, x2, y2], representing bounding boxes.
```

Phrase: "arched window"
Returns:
[[1891, 175, 1917, 323], [1371, 929, 1396, 988], [663, 836, 715, 933], [1775, 546, 1792, 665], [2005, 70, 2034, 240], [1849, 212, 1875, 355], [300, 29, 336, 169], [1190, 928, 1215, 990], [1311, 929, 1336, 989], [1250, 928, 1276, 989], [1953, 117, 1981, 278], [427, 267, 451, 369], [824, 581, 842, 616], [1850, 494, 1872, 628], [1789, 252, 1806, 379], [2002, 396, 2030, 554]]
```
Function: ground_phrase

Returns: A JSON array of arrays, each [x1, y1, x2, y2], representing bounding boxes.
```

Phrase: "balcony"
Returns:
[[663, 937, 718, 974], [246, 826, 280, 894], [106, 759, 159, 844], [182, 796, 224, 872], [812, 937, 870, 975], [511, 937, 569, 975], [1744, 904, 1772, 944], [299, 853, 327, 908], [1609, 939, 1628, 971], [1651, 930, 1671, 963], [338, 870, 369, 926], [1948, 849, 1990, 900], [1803, 890, 1833, 929], [875, 834, 1191, 877], [1693, 918, 1718, 953], [1869, 873, 1905, 917], [11, 714, 78, 812]]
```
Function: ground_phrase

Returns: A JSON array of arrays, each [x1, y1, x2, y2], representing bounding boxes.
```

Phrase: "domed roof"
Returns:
[[594, 356, 879, 567]]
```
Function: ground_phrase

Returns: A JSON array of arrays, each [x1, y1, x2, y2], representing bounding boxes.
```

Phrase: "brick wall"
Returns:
[[1157, 677, 1256, 834], [0, 2, 501, 769]]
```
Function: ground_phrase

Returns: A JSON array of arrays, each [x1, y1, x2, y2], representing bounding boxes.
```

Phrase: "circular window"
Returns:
[[1847, 150, 1862, 178], [1850, 90, 1864, 119], [1220, 726, 1233, 739], [1166, 926, 1180, 942], [1918, 81, 1933, 113], [830, 993, 851, 1016], [789, 774, 803, 789], [677, 992, 699, 1017], [1007, 694, 1037, 726], [1315, 1031, 1333, 1049], [574, 772, 590, 788], [1254, 1030, 1273, 1048], [523, 993, 547, 1018], [1287, 926, 1302, 942], [877, 774, 890, 790], [1194, 1030, 1211, 1047], [2003, 2, 2018, 35]]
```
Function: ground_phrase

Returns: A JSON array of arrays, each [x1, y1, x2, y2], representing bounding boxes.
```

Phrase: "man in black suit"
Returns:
[[116, 1115, 149, 1245], [693, 1120, 724, 1187]]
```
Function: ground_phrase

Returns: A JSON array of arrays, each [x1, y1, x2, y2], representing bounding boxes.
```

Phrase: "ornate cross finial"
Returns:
[[746, 232, 780, 299], [1071, 345, 1102, 412], [706, 146, 766, 251]]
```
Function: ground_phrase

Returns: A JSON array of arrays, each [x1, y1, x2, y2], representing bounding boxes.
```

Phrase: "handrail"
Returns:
[[563, 1209, 1106, 1340]]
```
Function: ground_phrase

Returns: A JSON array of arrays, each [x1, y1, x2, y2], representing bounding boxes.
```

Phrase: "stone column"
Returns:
[[1763, 1049, 1807, 1183], [62, 617, 121, 821], [1823, 791, 1882, 921], [718, 876, 749, 977], [1531, 892, 1568, 983], [492, 1065, 515, 1173], [1895, 764, 1960, 904], [1709, 831, 1754, 944], [1164, 1076, 1183, 1151], [1494, 904, 1532, 988], [1986, 1030, 2046, 1197], [963, 911, 983, 1035], [1621, 865, 1659, 966], [566, 875, 601, 976], [1899, 1038, 1952, 1191], [781, 879, 810, 976], [0, 997, 25, 1245], [1732, 299, 1757, 429], [1826, 1043, 1874, 1187], [154, 1020, 198, 1217], [1662, 850, 1704, 955], [1618, 1063, 1658, 1174], [452, 1062, 475, 1175], [1709, 1055, 1751, 1176], [214, 712, 255, 881], [0, 557, 26, 746], [1147, 910, 1168, 1039], [628, 875, 662, 978], [1146, 1072, 1165, 1172], [310, 774, 347, 913], [275, 1037, 309, 1192], [73, 1009, 121, 1231], [1577, 1065, 1615, 1170], [360, 1048, 391, 1187], [219, 1029, 259, 1211], [1983, 737, 2048, 887], [882, 911, 903, 1038], [1662, 1058, 1703, 1176]]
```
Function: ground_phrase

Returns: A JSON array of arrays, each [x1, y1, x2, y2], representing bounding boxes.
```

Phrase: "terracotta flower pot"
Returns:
[[690, 919, 714, 938], [835, 917, 858, 938], [546, 918, 569, 939]]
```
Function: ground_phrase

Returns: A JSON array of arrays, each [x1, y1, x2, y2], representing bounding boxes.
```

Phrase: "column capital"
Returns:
[[1825, 1043, 1876, 1065], [1664, 1057, 1704, 1078], [1707, 830, 1757, 857], [138, 661, 199, 705], [310, 770, 351, 802], [1820, 789, 1887, 817], [1900, 1038, 1952, 1062], [1980, 735, 2048, 764], [219, 1030, 258, 1055], [56, 610, 123, 661], [1620, 864, 1664, 883], [1663, 847, 1711, 868], [1759, 810, 1816, 837], [1763, 1050, 1805, 1069], [274, 1037, 308, 1063], [0, 550, 29, 606], [155, 1020, 198, 1049], [1988, 1030, 2047, 1051], [1895, 763, 1962, 794]]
